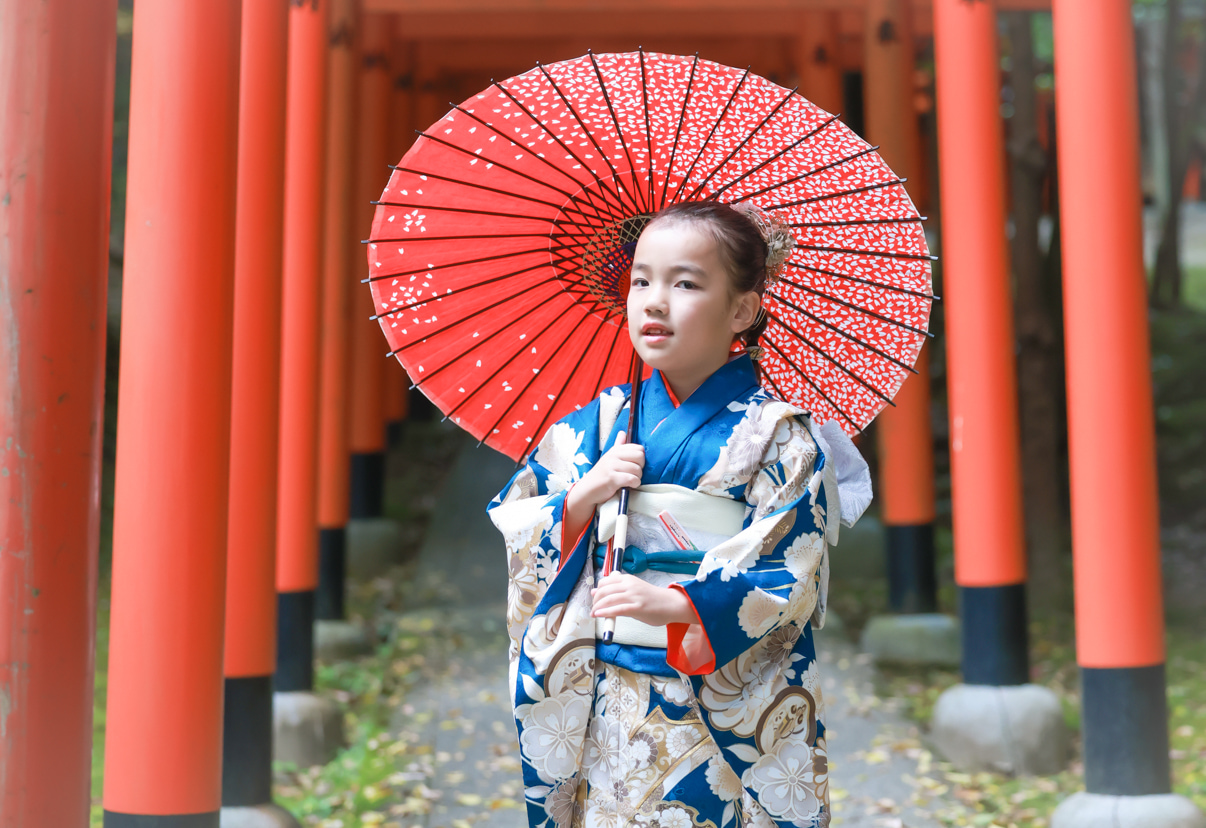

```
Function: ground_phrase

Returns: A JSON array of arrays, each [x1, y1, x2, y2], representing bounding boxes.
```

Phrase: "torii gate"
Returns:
[[0, 1, 1195, 827]]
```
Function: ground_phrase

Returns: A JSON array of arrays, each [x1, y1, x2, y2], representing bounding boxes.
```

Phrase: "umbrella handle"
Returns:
[[599, 497, 631, 644], [601, 357, 642, 646]]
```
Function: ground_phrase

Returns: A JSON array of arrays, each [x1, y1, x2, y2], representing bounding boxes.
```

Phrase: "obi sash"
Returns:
[[591, 484, 746, 648]]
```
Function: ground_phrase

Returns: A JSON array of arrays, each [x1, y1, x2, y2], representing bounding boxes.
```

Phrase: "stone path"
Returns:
[[390, 442, 961, 828]]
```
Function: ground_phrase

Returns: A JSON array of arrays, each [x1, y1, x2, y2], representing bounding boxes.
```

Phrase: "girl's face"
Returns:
[[627, 222, 760, 400]]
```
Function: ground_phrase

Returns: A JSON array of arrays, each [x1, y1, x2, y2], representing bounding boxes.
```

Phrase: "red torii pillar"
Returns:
[[316, 0, 358, 622], [794, 10, 843, 118], [103, 2, 241, 825], [1050, 1, 1203, 824], [274, 0, 344, 766], [861, 0, 944, 650], [348, 17, 393, 521], [0, 0, 115, 823], [928, 0, 1067, 776], [382, 36, 417, 438], [221, 0, 299, 822]]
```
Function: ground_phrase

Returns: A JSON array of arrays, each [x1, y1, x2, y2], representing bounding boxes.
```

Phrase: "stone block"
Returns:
[[273, 691, 344, 768], [931, 683, 1069, 775], [860, 612, 960, 667], [314, 619, 374, 661], [220, 804, 302, 828], [1052, 792, 1205, 828]]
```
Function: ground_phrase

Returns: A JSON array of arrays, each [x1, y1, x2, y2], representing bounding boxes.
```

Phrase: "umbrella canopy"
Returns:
[[364, 50, 933, 461]]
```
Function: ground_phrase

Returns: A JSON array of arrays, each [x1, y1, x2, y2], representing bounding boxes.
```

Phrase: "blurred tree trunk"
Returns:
[[1153, 0, 1206, 306], [1006, 12, 1069, 612], [1141, 6, 1171, 214]]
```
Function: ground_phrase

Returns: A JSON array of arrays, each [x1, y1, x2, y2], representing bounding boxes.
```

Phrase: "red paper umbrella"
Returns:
[[364, 50, 934, 461]]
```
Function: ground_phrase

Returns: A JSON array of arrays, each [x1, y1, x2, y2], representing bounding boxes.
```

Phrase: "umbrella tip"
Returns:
[[361, 278, 371, 284]]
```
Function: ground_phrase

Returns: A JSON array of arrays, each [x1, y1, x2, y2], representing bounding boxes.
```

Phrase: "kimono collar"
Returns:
[[638, 354, 761, 482]]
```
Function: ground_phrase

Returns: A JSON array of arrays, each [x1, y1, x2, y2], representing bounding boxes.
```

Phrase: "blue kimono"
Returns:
[[488, 354, 863, 828]]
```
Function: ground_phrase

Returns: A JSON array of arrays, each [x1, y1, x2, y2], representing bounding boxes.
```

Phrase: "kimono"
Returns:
[[487, 353, 871, 828]]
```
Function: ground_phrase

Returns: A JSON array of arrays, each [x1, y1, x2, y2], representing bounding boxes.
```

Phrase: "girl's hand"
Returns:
[[590, 573, 697, 627], [563, 431, 644, 540]]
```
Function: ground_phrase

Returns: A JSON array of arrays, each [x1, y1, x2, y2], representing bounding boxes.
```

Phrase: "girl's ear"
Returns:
[[730, 291, 761, 333]]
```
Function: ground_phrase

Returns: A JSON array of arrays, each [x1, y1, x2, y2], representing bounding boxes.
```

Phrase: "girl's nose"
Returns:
[[645, 284, 669, 313]]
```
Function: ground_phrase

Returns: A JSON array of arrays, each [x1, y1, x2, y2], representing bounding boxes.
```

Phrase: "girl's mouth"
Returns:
[[641, 323, 672, 338]]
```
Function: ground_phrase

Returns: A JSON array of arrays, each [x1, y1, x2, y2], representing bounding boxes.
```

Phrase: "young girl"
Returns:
[[488, 200, 870, 828]]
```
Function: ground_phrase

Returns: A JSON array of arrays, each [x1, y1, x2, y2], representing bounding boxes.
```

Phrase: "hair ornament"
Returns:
[[745, 345, 766, 362], [730, 201, 796, 286]]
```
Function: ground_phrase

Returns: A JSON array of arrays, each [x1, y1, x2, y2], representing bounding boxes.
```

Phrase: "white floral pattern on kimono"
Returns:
[[488, 354, 842, 828]]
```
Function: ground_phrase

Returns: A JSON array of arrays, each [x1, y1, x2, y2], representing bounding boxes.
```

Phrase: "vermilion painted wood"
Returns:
[[350, 17, 393, 452], [381, 34, 416, 427], [795, 11, 844, 119], [104, 0, 241, 814], [932, 0, 1027, 588], [863, 0, 937, 527], [0, 0, 115, 821], [874, 349, 937, 525], [225, 0, 290, 678], [278, 0, 329, 592], [1052, 0, 1164, 668], [318, 0, 357, 529]]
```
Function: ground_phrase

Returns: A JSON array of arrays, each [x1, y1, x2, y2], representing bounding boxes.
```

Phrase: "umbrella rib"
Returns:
[[472, 301, 606, 436], [522, 313, 614, 460], [363, 243, 557, 284], [763, 309, 895, 405], [365, 231, 549, 245], [703, 114, 841, 203], [404, 134, 622, 228], [763, 178, 906, 210], [769, 288, 922, 372], [441, 105, 629, 227], [533, 64, 647, 217], [360, 200, 552, 226], [750, 352, 817, 422], [680, 84, 800, 203], [393, 285, 555, 365], [639, 48, 657, 212], [490, 79, 634, 217], [785, 261, 936, 300], [441, 293, 610, 423], [588, 319, 628, 407], [669, 66, 753, 205], [370, 260, 558, 320], [778, 275, 932, 340], [795, 243, 937, 263], [793, 216, 925, 229], [659, 53, 701, 210], [738, 144, 882, 202], [372, 249, 612, 322], [381, 164, 566, 213], [587, 51, 649, 213], [759, 332, 859, 429]]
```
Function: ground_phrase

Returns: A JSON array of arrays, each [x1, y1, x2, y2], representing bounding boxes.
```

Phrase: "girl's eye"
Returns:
[[631, 277, 648, 287], [677, 280, 698, 290]]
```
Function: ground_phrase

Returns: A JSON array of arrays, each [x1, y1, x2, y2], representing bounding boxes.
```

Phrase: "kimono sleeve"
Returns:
[[667, 414, 827, 674], [486, 400, 603, 653]]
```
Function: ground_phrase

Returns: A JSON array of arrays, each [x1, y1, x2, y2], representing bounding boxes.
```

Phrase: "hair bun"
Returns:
[[730, 202, 795, 286]]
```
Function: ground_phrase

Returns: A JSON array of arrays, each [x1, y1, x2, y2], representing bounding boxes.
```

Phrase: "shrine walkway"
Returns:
[[379, 439, 962, 828]]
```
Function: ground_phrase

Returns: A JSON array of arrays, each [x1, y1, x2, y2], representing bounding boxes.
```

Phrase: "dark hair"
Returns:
[[642, 200, 770, 353]]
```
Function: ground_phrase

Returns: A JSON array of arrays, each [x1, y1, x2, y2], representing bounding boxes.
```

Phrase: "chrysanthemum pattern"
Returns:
[[366, 51, 932, 461]]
